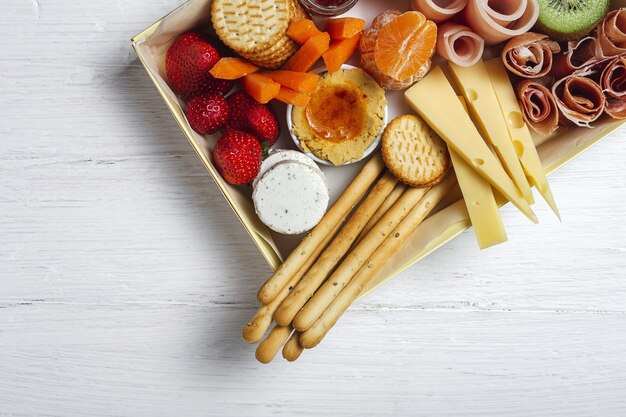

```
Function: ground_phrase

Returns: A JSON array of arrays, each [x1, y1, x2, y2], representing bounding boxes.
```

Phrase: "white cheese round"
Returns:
[[252, 161, 329, 235], [253, 149, 322, 188]]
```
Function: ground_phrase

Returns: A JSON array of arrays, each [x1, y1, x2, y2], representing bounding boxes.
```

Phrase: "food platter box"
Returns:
[[132, 0, 625, 294]]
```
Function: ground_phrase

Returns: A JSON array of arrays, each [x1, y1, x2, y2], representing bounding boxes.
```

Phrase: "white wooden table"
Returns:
[[2, 1, 626, 416]]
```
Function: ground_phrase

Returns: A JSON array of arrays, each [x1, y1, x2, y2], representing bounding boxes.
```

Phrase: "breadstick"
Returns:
[[355, 182, 407, 245], [257, 154, 385, 304], [292, 185, 429, 332], [299, 174, 457, 349], [243, 213, 348, 343], [282, 331, 304, 362], [273, 172, 398, 327], [255, 325, 293, 364]]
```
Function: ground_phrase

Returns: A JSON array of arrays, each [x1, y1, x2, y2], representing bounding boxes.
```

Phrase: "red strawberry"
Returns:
[[225, 91, 258, 131], [213, 130, 262, 185], [206, 77, 235, 96], [245, 104, 280, 148], [165, 31, 234, 99], [185, 93, 229, 135], [224, 91, 281, 152]]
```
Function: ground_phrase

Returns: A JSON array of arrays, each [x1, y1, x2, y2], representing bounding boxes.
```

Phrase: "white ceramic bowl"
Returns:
[[285, 64, 389, 166]]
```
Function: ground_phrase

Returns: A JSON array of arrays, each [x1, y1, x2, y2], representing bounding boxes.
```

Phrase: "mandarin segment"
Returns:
[[374, 11, 436, 81], [359, 10, 431, 90]]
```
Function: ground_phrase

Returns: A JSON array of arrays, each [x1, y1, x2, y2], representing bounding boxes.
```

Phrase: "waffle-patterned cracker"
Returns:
[[241, 36, 298, 68], [212, 0, 291, 54], [212, 0, 307, 68], [382, 115, 450, 187]]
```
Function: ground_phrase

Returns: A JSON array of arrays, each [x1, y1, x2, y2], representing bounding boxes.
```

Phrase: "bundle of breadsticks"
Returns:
[[244, 115, 455, 363]]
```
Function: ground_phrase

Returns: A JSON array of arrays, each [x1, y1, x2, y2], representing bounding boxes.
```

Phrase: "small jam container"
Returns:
[[298, 0, 359, 17]]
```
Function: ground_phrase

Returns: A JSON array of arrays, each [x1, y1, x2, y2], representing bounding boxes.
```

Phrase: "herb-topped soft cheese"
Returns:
[[252, 160, 329, 235]]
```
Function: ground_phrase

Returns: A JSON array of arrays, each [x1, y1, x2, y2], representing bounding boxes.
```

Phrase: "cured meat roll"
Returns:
[[516, 79, 559, 135], [410, 0, 468, 23], [600, 56, 626, 119], [553, 37, 603, 78], [501, 32, 560, 78], [551, 70, 606, 128], [597, 8, 626, 57], [463, 0, 539, 44], [436, 23, 484, 67]]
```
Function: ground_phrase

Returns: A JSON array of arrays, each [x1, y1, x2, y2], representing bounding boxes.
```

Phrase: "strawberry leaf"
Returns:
[[261, 141, 270, 156]]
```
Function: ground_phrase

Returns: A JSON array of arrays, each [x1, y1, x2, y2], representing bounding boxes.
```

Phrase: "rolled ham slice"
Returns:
[[502, 32, 560, 78], [516, 80, 559, 136], [463, 0, 539, 45], [551, 69, 606, 128], [597, 8, 626, 57], [411, 0, 468, 23], [600, 56, 626, 119], [553, 37, 604, 79], [436, 23, 484, 67]]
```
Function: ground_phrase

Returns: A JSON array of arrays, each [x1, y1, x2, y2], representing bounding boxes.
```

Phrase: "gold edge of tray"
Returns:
[[131, 5, 626, 293], [544, 119, 626, 175], [362, 118, 626, 297], [131, 20, 282, 272]]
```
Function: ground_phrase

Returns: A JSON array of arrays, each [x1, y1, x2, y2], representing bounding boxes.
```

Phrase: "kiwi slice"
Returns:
[[534, 0, 610, 42]]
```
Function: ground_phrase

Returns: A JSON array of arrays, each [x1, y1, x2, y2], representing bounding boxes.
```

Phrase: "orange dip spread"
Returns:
[[291, 67, 386, 165], [305, 84, 367, 143]]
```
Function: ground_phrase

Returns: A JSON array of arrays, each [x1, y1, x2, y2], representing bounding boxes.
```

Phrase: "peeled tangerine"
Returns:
[[359, 10, 436, 90]]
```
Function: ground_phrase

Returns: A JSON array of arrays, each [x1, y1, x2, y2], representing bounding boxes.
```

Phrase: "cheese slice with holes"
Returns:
[[448, 60, 534, 205], [454, 96, 507, 249], [484, 58, 560, 220], [404, 66, 537, 223]]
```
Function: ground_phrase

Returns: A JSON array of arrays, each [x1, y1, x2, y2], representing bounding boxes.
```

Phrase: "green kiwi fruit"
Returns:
[[534, 0, 610, 42]]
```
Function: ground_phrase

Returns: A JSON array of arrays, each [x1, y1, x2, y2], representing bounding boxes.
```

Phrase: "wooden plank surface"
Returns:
[[1, 0, 625, 416]]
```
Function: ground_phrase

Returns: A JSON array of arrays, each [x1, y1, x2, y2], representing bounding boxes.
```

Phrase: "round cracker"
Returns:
[[211, 0, 291, 55], [243, 37, 298, 68], [382, 114, 450, 187], [289, 0, 309, 20], [242, 53, 290, 68], [247, 35, 292, 58]]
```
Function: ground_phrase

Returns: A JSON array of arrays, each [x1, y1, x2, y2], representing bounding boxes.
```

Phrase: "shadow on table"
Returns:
[[110, 59, 271, 366]]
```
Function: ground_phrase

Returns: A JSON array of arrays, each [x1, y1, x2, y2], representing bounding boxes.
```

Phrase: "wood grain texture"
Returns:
[[1, 0, 625, 416]]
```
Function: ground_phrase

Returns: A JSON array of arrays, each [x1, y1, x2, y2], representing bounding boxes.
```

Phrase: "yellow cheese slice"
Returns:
[[454, 96, 507, 249], [484, 58, 560, 220], [404, 66, 537, 223], [448, 60, 534, 205]]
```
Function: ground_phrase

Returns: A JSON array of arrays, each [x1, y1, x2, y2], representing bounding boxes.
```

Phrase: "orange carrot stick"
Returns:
[[283, 32, 330, 73], [241, 74, 281, 104], [275, 87, 311, 107], [325, 17, 365, 40], [322, 33, 362, 73], [287, 19, 324, 45], [263, 70, 320, 93], [209, 57, 259, 80]]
